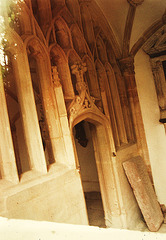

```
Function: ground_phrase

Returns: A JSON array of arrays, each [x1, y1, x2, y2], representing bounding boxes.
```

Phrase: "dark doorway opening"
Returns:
[[74, 121, 106, 227]]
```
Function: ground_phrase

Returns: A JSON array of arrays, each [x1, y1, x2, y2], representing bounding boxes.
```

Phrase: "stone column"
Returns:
[[12, 52, 47, 174], [52, 66, 76, 168], [71, 62, 87, 94], [0, 67, 19, 183], [119, 57, 152, 175], [111, 63, 135, 143]]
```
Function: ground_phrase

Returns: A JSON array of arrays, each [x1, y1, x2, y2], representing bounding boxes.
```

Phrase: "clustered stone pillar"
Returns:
[[52, 66, 76, 168], [119, 57, 152, 176], [0, 67, 19, 183], [12, 52, 47, 174]]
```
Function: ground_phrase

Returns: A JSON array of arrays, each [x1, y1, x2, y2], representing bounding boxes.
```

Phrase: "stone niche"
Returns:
[[143, 26, 166, 124]]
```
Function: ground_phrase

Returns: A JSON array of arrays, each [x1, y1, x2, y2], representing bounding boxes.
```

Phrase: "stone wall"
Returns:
[[0, 167, 88, 225]]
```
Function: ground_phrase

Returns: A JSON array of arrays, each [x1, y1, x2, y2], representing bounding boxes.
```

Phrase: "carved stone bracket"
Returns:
[[143, 26, 166, 56]]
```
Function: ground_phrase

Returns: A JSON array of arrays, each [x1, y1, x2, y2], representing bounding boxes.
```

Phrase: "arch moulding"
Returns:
[[68, 90, 126, 228]]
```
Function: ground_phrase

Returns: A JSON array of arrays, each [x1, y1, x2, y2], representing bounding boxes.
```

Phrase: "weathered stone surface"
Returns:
[[123, 156, 164, 232]]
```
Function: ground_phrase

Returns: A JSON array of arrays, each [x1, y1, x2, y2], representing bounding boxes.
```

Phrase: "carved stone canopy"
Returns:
[[67, 89, 104, 126], [144, 26, 166, 123], [143, 26, 166, 57], [127, 0, 144, 7]]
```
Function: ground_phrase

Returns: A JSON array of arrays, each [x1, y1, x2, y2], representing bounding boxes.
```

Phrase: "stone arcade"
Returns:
[[0, 0, 166, 233]]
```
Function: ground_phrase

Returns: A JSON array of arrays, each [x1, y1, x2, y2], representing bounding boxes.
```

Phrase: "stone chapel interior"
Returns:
[[0, 0, 166, 232]]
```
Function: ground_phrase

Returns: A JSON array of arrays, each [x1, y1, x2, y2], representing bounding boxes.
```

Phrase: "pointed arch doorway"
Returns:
[[69, 92, 124, 228]]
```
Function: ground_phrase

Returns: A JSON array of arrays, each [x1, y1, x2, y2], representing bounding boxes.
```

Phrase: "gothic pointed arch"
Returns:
[[79, 2, 96, 54], [54, 17, 73, 50], [68, 91, 124, 228], [14, 3, 32, 36], [4, 28, 48, 175], [65, 0, 82, 29], [95, 58, 119, 136], [82, 55, 100, 99], [34, 18, 47, 45], [25, 35, 63, 165], [70, 24, 87, 58], [50, 44, 75, 99]]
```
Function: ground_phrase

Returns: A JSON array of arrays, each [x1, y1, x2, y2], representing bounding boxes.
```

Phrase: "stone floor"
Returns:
[[84, 191, 106, 228], [84, 191, 166, 232]]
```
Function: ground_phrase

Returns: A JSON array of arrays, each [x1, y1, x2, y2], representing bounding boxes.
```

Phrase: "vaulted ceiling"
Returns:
[[95, 0, 166, 54]]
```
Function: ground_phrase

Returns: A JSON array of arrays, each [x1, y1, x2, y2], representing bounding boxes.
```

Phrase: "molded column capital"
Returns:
[[119, 56, 135, 76]]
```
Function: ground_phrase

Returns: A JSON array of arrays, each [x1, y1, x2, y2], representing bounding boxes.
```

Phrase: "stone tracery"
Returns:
[[0, 0, 164, 232]]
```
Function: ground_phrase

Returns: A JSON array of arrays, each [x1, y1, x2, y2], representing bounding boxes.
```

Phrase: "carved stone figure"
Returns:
[[51, 66, 61, 87]]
